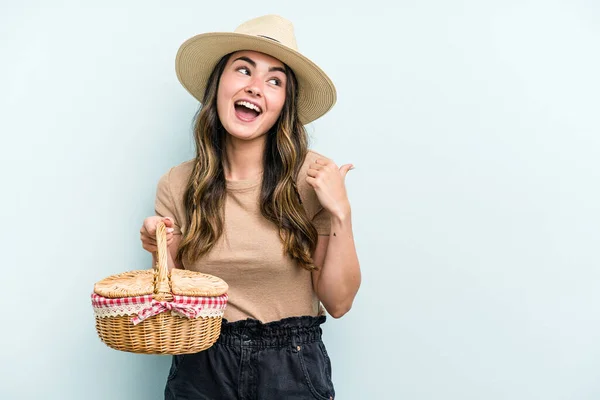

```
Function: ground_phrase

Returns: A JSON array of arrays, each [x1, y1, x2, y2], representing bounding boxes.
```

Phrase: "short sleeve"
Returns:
[[154, 169, 183, 235]]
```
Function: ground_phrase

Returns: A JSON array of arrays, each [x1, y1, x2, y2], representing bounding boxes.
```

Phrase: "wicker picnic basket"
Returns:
[[91, 222, 228, 354]]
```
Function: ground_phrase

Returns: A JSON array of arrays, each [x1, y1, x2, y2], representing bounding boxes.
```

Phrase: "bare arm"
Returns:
[[306, 157, 361, 318], [311, 211, 361, 318]]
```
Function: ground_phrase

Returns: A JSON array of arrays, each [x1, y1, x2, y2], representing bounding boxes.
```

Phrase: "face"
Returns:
[[217, 50, 288, 142]]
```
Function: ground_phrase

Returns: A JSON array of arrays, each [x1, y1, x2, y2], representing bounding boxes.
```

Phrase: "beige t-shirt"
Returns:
[[154, 150, 331, 323]]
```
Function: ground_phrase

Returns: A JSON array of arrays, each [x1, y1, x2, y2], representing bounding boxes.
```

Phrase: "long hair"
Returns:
[[177, 53, 319, 270]]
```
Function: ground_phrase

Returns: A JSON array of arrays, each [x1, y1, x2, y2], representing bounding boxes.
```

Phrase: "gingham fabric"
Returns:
[[91, 293, 228, 325]]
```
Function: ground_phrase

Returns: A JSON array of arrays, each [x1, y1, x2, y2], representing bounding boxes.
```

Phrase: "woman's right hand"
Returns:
[[140, 216, 175, 253]]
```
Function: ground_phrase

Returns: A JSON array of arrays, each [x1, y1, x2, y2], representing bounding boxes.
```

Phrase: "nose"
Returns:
[[245, 86, 262, 97], [244, 79, 263, 97]]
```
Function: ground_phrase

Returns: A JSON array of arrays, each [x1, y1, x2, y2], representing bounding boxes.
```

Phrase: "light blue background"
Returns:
[[2, 1, 599, 399]]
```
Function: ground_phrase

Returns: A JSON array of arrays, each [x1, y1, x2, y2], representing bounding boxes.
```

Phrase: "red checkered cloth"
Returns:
[[91, 293, 228, 325]]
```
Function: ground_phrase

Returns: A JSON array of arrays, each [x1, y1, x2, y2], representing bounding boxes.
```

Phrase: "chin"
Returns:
[[224, 119, 273, 141], [226, 127, 263, 141]]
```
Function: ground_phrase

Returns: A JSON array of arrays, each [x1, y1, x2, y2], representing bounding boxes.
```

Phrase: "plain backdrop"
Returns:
[[1, 1, 599, 399]]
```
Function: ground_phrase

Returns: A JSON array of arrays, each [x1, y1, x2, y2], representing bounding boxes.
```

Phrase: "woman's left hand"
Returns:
[[306, 158, 353, 218]]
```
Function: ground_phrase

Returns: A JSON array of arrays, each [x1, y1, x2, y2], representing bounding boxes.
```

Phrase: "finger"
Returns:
[[317, 159, 338, 171], [143, 244, 158, 252], [339, 164, 354, 179], [163, 217, 175, 228], [143, 227, 173, 241], [306, 176, 318, 188], [141, 231, 157, 241], [142, 221, 157, 236], [141, 237, 157, 247], [314, 158, 331, 166], [309, 163, 325, 171], [141, 236, 157, 247], [307, 168, 320, 178], [144, 231, 171, 244]]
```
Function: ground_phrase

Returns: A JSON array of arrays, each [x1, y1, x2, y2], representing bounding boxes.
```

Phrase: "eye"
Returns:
[[268, 78, 282, 86], [237, 66, 250, 75]]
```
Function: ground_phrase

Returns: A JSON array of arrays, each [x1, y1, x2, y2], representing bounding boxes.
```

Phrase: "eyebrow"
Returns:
[[233, 56, 287, 74]]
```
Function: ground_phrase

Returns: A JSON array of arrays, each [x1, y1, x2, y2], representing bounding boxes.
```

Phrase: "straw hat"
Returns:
[[175, 14, 336, 124]]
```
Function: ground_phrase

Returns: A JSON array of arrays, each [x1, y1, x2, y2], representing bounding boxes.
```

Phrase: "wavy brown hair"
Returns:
[[177, 52, 319, 270]]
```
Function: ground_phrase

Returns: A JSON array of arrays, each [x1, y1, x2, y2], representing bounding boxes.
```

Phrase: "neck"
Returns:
[[223, 135, 266, 181]]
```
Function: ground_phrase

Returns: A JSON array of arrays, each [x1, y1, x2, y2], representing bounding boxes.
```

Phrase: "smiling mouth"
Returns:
[[234, 100, 262, 121]]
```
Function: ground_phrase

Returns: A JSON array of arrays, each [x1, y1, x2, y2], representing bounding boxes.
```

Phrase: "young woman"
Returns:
[[139, 14, 361, 400]]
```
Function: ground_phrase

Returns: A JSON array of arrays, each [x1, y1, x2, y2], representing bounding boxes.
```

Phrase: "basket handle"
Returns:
[[154, 221, 173, 301]]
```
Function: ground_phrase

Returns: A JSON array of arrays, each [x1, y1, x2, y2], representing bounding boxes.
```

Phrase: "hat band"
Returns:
[[257, 35, 281, 43]]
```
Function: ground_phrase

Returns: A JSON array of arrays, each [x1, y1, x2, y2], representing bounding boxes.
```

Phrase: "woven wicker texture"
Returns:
[[93, 221, 228, 354], [94, 270, 154, 298], [95, 312, 223, 355], [94, 269, 228, 298], [171, 269, 228, 296]]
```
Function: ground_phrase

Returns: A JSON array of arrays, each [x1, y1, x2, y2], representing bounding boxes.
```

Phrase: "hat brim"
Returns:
[[175, 32, 336, 125]]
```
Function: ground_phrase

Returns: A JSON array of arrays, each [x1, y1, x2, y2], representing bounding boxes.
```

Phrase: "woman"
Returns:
[[140, 14, 361, 399]]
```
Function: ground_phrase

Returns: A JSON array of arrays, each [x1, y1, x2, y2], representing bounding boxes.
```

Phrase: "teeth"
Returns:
[[235, 101, 262, 113]]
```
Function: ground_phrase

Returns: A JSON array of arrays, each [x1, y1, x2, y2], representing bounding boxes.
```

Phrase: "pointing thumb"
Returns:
[[339, 164, 354, 179]]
